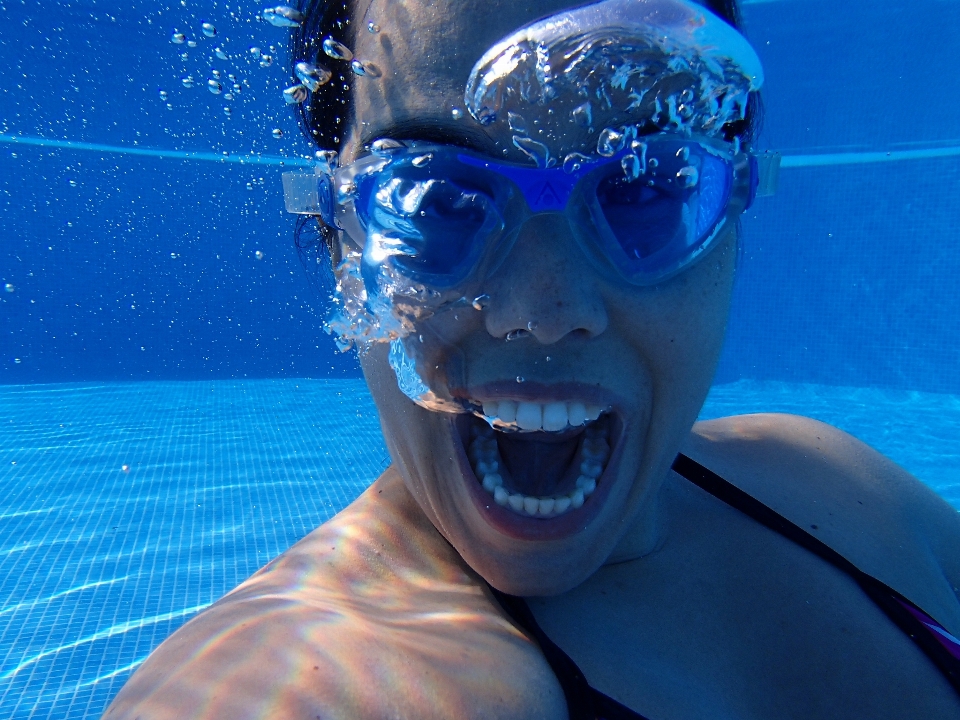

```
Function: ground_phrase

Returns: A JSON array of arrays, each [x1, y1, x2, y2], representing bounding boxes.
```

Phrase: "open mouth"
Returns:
[[455, 398, 621, 522]]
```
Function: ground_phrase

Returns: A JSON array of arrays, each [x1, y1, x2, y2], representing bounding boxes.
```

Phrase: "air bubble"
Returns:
[[224, 92, 234, 101], [295, 61, 332, 91], [187, 39, 197, 48], [471, 294, 490, 311], [246, 182, 254, 190], [181, 75, 195, 88], [597, 128, 625, 157], [676, 146, 690, 161], [562, 152, 590, 174], [250, 46, 261, 58], [411, 153, 433, 167], [211, 69, 222, 79], [214, 47, 228, 60], [350, 59, 366, 76], [513, 135, 552, 168], [223, 107, 233, 116], [201, 22, 216, 38], [314, 149, 339, 172], [506, 330, 530, 342], [283, 84, 308, 104], [272, 128, 283, 139], [516, 376, 525, 383], [180, 51, 189, 61], [368, 21, 380, 33], [571, 101, 592, 128], [621, 153, 641, 181], [69, 179, 77, 187], [159, 89, 168, 101], [526, 321, 538, 331], [207, 79, 223, 94], [255, 250, 265, 260], [370, 138, 404, 156], [171, 32, 186, 44], [677, 165, 699, 187], [507, 111, 527, 133], [323, 37, 353, 61], [5, 284, 14, 293], [451, 107, 463, 120], [648, 157, 659, 169], [259, 55, 274, 67], [262, 5, 304, 27]]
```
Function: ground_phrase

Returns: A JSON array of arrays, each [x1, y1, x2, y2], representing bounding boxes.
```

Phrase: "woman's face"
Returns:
[[343, 0, 737, 595]]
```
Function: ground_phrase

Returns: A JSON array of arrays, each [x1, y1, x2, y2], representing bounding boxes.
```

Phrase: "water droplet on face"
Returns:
[[171, 32, 186, 44], [283, 84, 308, 104], [451, 106, 463, 120], [676, 146, 690, 161], [255, 250, 265, 260], [181, 75, 195, 88], [259, 54, 274, 68], [207, 79, 223, 94], [323, 37, 353, 61], [471, 294, 490, 311], [505, 329, 530, 342], [249, 46, 261, 59], [677, 165, 699, 187], [272, 128, 283, 139], [159, 90, 168, 101], [562, 152, 590, 174], [262, 5, 304, 27], [597, 128, 625, 157], [295, 61, 332, 92], [368, 21, 380, 33], [621, 153, 641, 181], [411, 153, 433, 167], [214, 47, 228, 60], [350, 59, 366, 76], [201, 22, 216, 38]]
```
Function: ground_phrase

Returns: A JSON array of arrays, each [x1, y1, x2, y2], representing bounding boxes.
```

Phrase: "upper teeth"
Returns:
[[480, 400, 604, 432]]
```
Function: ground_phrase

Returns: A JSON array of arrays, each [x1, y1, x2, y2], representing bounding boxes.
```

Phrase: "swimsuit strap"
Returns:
[[671, 452, 960, 696], [488, 453, 960, 720], [488, 585, 651, 720]]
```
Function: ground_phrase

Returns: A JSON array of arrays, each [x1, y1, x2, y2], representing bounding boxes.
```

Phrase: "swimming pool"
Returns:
[[2, 0, 959, 717]]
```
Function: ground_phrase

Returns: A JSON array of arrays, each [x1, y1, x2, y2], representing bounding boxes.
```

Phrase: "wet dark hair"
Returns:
[[290, 0, 763, 152]]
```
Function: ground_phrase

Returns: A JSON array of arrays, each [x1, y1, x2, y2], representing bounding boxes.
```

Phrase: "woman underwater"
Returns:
[[104, 0, 960, 718]]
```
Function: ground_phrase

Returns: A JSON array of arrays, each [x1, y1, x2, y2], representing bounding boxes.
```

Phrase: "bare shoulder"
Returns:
[[682, 413, 960, 632], [104, 470, 564, 720]]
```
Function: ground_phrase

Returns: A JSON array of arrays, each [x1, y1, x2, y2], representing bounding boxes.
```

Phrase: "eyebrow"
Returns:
[[359, 118, 498, 155]]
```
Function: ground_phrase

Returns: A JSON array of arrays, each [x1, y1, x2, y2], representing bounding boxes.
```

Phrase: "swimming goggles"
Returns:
[[283, 134, 780, 290]]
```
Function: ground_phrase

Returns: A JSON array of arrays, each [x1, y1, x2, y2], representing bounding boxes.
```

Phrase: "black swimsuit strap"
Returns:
[[488, 585, 650, 720], [671, 453, 960, 697], [488, 453, 960, 720]]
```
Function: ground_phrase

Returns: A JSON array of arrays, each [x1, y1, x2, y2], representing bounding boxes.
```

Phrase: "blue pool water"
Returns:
[[2, 0, 960, 716], [1, 380, 958, 718]]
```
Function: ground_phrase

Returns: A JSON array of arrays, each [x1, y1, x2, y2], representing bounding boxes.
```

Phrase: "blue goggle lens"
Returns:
[[352, 138, 737, 287]]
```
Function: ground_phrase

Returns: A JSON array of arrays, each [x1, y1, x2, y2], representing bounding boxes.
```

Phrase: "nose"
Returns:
[[483, 213, 608, 344]]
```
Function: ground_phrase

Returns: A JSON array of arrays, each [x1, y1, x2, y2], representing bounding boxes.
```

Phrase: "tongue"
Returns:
[[496, 431, 581, 496]]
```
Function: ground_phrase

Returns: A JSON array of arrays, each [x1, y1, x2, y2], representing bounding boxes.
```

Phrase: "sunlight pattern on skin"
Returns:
[[104, 472, 565, 719]]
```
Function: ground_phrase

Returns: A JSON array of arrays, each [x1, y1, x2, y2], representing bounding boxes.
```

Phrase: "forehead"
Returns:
[[347, 0, 713, 158], [345, 0, 602, 156]]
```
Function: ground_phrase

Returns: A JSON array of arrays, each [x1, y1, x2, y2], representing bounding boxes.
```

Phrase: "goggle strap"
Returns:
[[282, 168, 336, 225], [755, 151, 782, 198]]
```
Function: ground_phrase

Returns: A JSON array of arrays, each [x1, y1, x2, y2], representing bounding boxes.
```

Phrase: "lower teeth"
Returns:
[[468, 421, 610, 518]]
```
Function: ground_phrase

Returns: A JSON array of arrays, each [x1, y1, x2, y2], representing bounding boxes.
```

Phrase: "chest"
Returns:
[[523, 523, 960, 720]]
